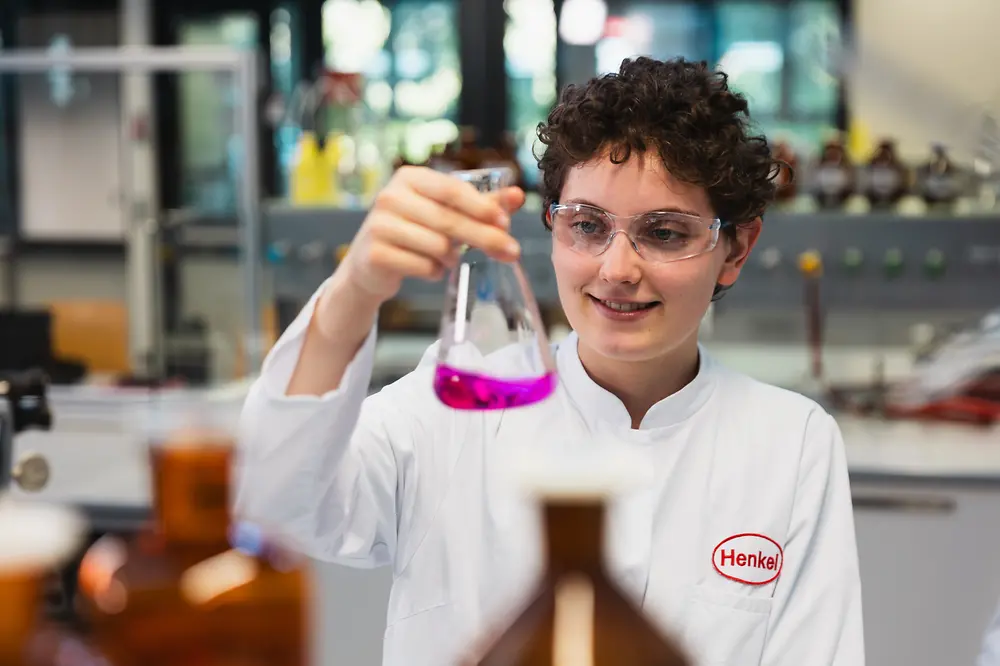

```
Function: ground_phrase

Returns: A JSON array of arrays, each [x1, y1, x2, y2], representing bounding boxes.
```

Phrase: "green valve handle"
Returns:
[[883, 248, 904, 278], [842, 247, 864, 272], [924, 248, 946, 278]]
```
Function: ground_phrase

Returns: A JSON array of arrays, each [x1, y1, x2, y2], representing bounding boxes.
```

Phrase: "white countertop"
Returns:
[[703, 341, 1000, 480], [6, 344, 1000, 510], [11, 413, 997, 513], [371, 335, 1000, 480], [838, 416, 1000, 479]]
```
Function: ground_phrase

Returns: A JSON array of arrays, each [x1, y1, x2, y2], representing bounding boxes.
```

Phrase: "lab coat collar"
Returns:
[[556, 331, 716, 436]]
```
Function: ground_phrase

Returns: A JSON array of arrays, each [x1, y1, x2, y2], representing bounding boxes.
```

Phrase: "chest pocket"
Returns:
[[682, 586, 772, 666]]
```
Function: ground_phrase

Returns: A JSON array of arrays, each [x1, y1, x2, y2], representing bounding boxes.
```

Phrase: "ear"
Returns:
[[717, 217, 763, 288]]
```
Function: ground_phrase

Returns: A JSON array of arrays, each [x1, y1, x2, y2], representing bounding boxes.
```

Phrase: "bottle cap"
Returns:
[[0, 499, 85, 574]]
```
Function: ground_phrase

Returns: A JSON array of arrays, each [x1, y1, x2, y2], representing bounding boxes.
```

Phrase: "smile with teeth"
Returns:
[[597, 299, 656, 312]]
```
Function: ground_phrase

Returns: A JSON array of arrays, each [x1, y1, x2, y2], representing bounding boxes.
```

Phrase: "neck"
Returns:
[[544, 502, 605, 572], [577, 335, 701, 428], [151, 445, 233, 547]]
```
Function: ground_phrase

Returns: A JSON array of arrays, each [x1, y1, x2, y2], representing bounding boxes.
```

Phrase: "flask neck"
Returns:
[[543, 501, 606, 573], [150, 441, 233, 546]]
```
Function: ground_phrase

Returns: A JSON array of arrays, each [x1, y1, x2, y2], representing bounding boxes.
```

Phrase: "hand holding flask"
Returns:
[[434, 168, 557, 411]]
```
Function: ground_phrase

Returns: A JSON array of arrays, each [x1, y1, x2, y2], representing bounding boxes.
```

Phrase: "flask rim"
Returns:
[[452, 166, 514, 192]]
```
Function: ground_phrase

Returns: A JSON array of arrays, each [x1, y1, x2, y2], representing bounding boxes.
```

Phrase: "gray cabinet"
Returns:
[[852, 475, 1000, 666], [312, 564, 391, 666]]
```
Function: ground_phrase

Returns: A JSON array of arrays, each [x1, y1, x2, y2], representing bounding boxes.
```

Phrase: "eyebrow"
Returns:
[[562, 197, 704, 218]]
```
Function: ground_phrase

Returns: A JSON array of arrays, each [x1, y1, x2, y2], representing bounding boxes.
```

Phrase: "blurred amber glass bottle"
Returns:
[[772, 141, 798, 203], [863, 139, 909, 208], [813, 134, 856, 208], [0, 500, 106, 666], [77, 399, 310, 666], [464, 456, 691, 666]]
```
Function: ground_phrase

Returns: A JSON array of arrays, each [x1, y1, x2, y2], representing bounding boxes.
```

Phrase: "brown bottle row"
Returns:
[[395, 126, 526, 190], [1, 416, 691, 665], [398, 128, 971, 214], [770, 137, 967, 209]]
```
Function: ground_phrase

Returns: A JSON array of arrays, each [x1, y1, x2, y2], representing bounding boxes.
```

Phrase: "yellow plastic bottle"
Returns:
[[290, 131, 330, 205], [323, 131, 344, 206], [846, 118, 874, 165]]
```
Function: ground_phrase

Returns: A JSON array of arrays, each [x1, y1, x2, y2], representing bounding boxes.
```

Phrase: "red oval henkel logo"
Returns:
[[712, 533, 784, 586]]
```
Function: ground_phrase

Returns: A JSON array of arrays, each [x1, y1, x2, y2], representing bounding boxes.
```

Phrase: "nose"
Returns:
[[598, 232, 642, 284]]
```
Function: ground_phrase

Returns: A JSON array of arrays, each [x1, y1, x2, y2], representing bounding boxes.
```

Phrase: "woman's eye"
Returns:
[[572, 219, 602, 234], [647, 226, 690, 243]]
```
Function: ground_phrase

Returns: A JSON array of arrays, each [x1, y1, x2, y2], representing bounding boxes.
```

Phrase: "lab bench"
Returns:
[[843, 419, 1000, 666], [7, 381, 1000, 666]]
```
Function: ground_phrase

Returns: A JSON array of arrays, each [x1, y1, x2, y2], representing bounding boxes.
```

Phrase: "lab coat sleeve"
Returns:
[[761, 409, 865, 666], [977, 599, 1000, 666], [233, 279, 399, 569]]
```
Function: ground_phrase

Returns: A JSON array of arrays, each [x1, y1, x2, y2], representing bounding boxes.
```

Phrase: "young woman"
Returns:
[[236, 57, 864, 665]]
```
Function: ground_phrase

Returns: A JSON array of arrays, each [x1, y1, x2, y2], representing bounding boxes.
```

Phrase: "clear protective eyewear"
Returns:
[[548, 202, 732, 264]]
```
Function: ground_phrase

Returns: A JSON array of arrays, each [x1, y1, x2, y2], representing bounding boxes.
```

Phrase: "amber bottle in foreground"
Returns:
[[464, 490, 690, 666], [77, 428, 310, 666], [772, 141, 798, 202], [0, 501, 105, 666]]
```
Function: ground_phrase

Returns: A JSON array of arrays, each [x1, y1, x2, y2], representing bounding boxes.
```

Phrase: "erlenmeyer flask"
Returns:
[[435, 167, 557, 410]]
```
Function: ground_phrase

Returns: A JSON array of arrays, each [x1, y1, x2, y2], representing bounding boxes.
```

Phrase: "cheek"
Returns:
[[550, 244, 721, 300], [647, 256, 719, 298], [551, 245, 595, 287]]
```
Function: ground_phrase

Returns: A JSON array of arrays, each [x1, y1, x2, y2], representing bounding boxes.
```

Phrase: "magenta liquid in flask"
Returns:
[[434, 167, 557, 410]]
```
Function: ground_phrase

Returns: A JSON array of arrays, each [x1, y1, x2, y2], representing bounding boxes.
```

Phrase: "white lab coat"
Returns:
[[979, 600, 1000, 666], [235, 283, 865, 666]]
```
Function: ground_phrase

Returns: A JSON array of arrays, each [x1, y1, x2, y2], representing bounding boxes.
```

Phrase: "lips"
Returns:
[[589, 295, 659, 311], [599, 300, 655, 312], [588, 295, 661, 321]]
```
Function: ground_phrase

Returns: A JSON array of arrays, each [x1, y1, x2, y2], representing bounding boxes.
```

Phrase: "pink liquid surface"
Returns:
[[434, 365, 556, 410]]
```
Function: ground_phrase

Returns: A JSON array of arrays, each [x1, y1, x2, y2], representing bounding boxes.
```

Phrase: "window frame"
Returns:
[[553, 0, 850, 132]]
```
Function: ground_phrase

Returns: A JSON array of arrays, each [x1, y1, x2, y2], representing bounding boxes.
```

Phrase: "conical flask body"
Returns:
[[434, 168, 557, 411]]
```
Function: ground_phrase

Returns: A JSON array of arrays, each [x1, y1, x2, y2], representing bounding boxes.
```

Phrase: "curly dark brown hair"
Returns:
[[536, 56, 780, 232]]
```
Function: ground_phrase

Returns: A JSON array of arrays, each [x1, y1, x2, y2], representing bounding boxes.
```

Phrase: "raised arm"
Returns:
[[233, 167, 524, 566]]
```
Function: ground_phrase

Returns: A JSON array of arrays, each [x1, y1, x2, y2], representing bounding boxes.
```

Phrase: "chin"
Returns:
[[580, 329, 674, 363], [571, 310, 673, 363], [568, 300, 700, 365]]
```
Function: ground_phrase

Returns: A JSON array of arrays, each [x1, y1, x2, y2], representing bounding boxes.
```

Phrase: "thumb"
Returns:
[[490, 186, 527, 215]]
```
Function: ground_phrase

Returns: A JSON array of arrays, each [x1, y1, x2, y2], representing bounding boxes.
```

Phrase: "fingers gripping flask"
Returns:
[[434, 167, 557, 411]]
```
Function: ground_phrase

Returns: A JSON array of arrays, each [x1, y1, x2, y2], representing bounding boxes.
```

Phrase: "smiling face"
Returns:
[[551, 151, 759, 366]]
